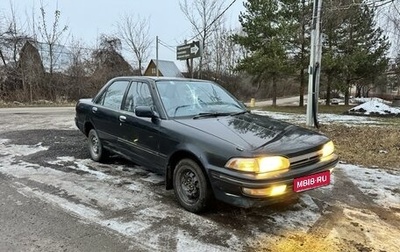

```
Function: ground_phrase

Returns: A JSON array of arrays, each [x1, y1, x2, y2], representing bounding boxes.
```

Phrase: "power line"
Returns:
[[188, 0, 237, 41], [158, 39, 175, 53]]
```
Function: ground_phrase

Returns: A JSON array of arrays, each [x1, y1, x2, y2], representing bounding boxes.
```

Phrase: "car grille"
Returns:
[[289, 151, 321, 169]]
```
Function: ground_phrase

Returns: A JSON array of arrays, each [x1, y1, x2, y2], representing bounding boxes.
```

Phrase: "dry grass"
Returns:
[[259, 105, 356, 114], [260, 105, 400, 170], [319, 124, 400, 170]]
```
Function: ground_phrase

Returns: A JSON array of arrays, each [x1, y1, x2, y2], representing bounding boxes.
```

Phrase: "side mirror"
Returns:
[[135, 106, 157, 118]]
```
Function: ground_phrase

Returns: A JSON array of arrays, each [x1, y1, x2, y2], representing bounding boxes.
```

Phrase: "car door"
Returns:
[[117, 81, 165, 172], [91, 80, 130, 149]]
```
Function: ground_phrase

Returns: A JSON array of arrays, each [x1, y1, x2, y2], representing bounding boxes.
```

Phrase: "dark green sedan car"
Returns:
[[75, 76, 338, 213]]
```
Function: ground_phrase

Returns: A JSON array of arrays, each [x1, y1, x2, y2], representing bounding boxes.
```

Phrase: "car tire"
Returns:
[[88, 129, 108, 162], [173, 159, 213, 213]]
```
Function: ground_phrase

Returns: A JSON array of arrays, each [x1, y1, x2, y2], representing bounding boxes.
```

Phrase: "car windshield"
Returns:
[[156, 80, 246, 118]]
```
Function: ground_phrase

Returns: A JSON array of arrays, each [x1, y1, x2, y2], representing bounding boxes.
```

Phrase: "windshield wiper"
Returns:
[[193, 110, 248, 119], [229, 110, 248, 116], [193, 112, 231, 119], [173, 104, 192, 116]]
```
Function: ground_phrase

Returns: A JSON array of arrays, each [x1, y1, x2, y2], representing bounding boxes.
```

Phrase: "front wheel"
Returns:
[[88, 129, 108, 162], [173, 159, 213, 213]]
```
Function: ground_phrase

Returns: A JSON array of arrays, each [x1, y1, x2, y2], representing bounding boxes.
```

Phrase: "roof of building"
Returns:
[[31, 41, 73, 73], [147, 59, 183, 77]]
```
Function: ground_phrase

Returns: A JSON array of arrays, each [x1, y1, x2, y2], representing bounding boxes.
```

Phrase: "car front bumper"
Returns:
[[208, 154, 339, 208]]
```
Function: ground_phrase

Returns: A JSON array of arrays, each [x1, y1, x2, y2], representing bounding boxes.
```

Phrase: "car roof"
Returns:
[[111, 76, 211, 83]]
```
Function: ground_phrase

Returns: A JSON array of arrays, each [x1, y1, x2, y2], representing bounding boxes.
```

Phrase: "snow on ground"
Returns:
[[253, 98, 400, 124], [1, 107, 400, 251], [340, 163, 400, 209], [1, 135, 400, 251], [0, 140, 240, 251], [351, 97, 391, 104], [252, 110, 389, 125], [347, 100, 400, 116]]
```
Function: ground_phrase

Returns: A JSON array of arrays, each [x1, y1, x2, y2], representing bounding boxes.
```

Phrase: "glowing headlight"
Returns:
[[225, 156, 290, 174], [321, 141, 335, 158]]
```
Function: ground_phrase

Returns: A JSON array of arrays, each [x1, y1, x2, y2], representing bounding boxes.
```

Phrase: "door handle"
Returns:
[[119, 115, 127, 122], [92, 107, 98, 113]]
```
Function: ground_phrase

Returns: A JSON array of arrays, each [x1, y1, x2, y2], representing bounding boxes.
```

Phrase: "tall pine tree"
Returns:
[[232, 0, 290, 106], [325, 2, 390, 104], [280, 0, 313, 106]]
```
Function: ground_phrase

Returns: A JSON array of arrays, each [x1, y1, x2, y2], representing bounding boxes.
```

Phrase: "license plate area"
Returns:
[[293, 170, 331, 192]]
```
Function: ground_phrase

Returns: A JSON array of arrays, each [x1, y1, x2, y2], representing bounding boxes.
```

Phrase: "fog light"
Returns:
[[270, 185, 287, 196], [242, 185, 287, 197]]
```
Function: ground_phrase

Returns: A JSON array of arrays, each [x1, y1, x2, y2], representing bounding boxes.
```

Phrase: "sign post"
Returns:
[[177, 41, 202, 78], [176, 41, 202, 60]]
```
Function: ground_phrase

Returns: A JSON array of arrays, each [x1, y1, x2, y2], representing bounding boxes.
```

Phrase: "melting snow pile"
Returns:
[[348, 100, 400, 116], [351, 97, 391, 105]]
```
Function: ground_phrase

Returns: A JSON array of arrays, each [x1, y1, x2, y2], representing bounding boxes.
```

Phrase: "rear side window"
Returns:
[[98, 80, 129, 110]]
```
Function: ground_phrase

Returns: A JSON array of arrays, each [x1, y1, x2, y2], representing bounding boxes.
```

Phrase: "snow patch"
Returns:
[[269, 194, 320, 231], [352, 97, 390, 104], [0, 139, 9, 144], [340, 164, 400, 208], [252, 110, 387, 125], [99, 218, 151, 236], [348, 100, 400, 116], [0, 139, 48, 156], [176, 230, 232, 252], [141, 173, 164, 184]]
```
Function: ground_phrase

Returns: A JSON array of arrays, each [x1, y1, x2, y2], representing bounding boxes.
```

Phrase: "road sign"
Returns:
[[176, 41, 202, 60]]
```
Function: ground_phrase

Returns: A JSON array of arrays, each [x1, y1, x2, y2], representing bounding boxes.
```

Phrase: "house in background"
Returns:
[[18, 41, 45, 77], [19, 40, 73, 74], [143, 59, 184, 77]]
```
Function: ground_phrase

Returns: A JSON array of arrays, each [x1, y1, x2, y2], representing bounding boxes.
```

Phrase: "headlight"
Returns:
[[225, 156, 290, 174], [321, 141, 335, 158]]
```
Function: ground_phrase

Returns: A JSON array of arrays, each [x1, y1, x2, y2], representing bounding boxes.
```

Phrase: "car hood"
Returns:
[[176, 112, 329, 156]]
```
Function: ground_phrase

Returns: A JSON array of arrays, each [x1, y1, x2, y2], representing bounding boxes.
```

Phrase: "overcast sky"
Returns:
[[0, 0, 244, 70]]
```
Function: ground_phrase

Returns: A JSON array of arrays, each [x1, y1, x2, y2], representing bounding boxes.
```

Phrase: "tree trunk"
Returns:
[[326, 72, 332, 106], [0, 49, 6, 66], [272, 75, 277, 106], [356, 85, 362, 98], [300, 68, 305, 107], [138, 60, 142, 76], [345, 79, 351, 105]]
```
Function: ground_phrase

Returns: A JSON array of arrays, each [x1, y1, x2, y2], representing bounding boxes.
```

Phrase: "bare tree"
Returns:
[[0, 1, 29, 67], [179, 0, 227, 78], [372, 0, 400, 55], [90, 34, 133, 90], [208, 24, 244, 78], [37, 4, 68, 75], [117, 14, 151, 74], [65, 38, 93, 99], [36, 4, 68, 100], [0, 2, 33, 102]]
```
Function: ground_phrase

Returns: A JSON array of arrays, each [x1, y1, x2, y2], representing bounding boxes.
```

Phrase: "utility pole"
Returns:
[[306, 0, 323, 127], [156, 36, 159, 77]]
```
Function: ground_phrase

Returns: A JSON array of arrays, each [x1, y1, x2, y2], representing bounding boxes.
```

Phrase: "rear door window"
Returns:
[[99, 80, 129, 110]]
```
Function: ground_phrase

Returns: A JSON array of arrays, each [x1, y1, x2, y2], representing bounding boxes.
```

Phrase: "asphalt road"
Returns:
[[0, 107, 399, 252], [0, 176, 139, 252], [245, 95, 307, 107]]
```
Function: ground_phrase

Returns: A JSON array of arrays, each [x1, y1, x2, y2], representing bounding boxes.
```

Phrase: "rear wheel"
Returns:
[[88, 129, 108, 162], [173, 159, 213, 213]]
